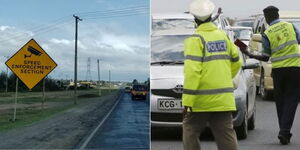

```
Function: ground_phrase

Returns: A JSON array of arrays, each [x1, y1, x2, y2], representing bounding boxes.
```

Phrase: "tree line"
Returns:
[[0, 72, 62, 92]]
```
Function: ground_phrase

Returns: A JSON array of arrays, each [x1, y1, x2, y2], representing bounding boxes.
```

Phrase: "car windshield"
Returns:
[[232, 28, 252, 41], [152, 14, 221, 32], [152, 19, 194, 31], [151, 35, 189, 64], [133, 85, 146, 91]]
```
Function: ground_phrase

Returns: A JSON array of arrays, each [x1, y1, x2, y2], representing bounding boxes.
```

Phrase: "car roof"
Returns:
[[152, 13, 194, 20], [152, 29, 195, 36], [152, 13, 221, 20], [279, 11, 300, 19], [252, 11, 300, 19], [230, 26, 252, 30]]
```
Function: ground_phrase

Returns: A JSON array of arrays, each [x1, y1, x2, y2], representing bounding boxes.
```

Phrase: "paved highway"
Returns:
[[151, 97, 300, 150], [82, 92, 150, 150]]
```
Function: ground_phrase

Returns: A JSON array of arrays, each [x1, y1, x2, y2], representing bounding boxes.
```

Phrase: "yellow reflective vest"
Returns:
[[264, 21, 300, 68], [182, 22, 242, 112]]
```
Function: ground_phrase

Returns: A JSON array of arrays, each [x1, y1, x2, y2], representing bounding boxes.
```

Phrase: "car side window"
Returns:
[[220, 16, 225, 29], [224, 18, 229, 27], [254, 20, 261, 33]]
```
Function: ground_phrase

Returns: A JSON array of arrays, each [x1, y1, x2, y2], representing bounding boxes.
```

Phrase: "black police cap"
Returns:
[[263, 6, 279, 14]]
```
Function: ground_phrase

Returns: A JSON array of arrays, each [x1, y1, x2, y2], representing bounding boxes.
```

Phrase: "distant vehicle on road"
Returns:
[[151, 28, 259, 139], [131, 84, 147, 100], [124, 87, 131, 93]]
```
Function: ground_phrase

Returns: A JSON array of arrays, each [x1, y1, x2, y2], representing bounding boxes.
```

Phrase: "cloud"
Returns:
[[49, 38, 71, 45], [0, 26, 11, 31], [0, 22, 149, 82]]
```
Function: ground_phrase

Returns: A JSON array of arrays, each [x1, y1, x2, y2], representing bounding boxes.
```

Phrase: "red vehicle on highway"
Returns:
[[131, 84, 147, 100]]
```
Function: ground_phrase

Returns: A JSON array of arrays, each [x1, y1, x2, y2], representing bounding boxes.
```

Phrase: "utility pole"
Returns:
[[73, 14, 82, 105], [97, 59, 101, 96], [109, 70, 111, 92], [97, 59, 100, 84]]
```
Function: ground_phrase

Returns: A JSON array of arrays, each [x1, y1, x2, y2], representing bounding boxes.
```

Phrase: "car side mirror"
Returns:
[[251, 34, 262, 42], [242, 58, 260, 70]]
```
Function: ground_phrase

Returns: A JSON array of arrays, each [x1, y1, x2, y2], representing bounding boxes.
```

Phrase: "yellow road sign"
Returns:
[[5, 39, 57, 89]]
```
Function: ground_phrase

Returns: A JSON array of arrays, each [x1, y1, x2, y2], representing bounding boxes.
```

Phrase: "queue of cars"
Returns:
[[150, 13, 259, 139]]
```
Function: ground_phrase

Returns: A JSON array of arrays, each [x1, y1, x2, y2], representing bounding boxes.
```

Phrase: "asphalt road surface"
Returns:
[[83, 92, 150, 150], [151, 97, 300, 150]]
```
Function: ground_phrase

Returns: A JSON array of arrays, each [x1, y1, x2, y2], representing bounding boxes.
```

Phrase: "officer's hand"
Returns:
[[239, 47, 250, 55], [217, 8, 222, 14]]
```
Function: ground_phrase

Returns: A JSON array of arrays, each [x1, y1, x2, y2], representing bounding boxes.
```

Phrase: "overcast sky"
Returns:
[[152, 0, 300, 18], [0, 0, 150, 82]]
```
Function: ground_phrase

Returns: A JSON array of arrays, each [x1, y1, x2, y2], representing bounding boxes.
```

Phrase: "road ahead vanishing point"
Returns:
[[79, 92, 150, 150]]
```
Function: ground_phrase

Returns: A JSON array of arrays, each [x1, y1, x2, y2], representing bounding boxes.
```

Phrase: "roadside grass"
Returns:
[[0, 89, 116, 104], [0, 105, 73, 132], [0, 89, 117, 132]]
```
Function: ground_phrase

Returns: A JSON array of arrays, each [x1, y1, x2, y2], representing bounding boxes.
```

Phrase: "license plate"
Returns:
[[135, 92, 144, 95], [158, 99, 183, 110]]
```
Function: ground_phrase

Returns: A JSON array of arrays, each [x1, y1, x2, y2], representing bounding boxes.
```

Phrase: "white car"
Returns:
[[151, 28, 259, 139], [152, 13, 195, 32]]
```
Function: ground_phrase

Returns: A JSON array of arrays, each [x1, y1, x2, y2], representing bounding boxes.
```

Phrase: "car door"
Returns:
[[243, 57, 256, 115], [249, 17, 264, 87]]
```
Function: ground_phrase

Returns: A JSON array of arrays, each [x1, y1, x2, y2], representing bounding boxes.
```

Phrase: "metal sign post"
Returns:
[[13, 77, 19, 122], [42, 77, 46, 110], [109, 70, 111, 93], [5, 38, 58, 123]]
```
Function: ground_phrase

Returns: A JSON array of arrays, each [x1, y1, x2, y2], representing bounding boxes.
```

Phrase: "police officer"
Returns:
[[240, 6, 300, 145], [182, 0, 242, 149]]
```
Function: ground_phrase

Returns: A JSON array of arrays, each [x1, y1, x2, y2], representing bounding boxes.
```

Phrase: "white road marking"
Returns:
[[79, 92, 124, 149]]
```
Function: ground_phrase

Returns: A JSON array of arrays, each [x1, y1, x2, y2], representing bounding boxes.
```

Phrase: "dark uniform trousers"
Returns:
[[182, 112, 238, 150], [272, 67, 300, 137]]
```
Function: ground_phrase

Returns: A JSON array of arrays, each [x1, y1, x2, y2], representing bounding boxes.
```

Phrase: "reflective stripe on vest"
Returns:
[[191, 34, 207, 57], [271, 40, 298, 53], [271, 53, 300, 62], [183, 87, 234, 95], [185, 54, 239, 62]]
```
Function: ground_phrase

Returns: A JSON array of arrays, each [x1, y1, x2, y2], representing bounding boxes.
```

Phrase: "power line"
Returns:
[[76, 5, 148, 16], [83, 12, 149, 20], [0, 5, 149, 43], [79, 7, 148, 17], [0, 17, 73, 44]]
